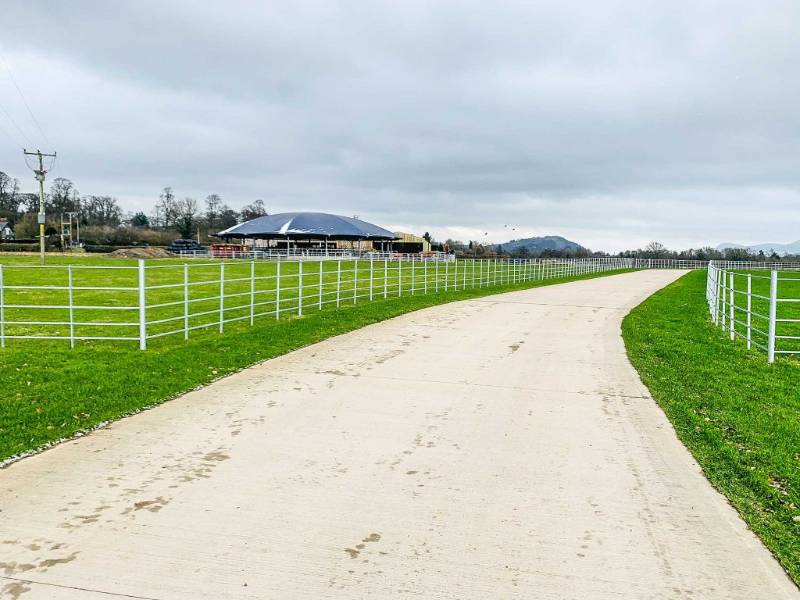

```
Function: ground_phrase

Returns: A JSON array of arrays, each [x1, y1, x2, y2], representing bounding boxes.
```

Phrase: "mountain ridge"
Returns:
[[717, 240, 800, 255], [496, 235, 583, 254]]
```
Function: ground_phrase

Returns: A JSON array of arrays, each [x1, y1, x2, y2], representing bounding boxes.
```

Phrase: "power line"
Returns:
[[0, 114, 25, 149], [0, 47, 53, 151], [0, 97, 35, 148]]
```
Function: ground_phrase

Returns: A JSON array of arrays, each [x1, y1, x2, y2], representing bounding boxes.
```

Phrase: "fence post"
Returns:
[[398, 259, 402, 296], [767, 270, 777, 364], [298, 260, 304, 316], [746, 274, 752, 350], [721, 271, 727, 329], [219, 262, 225, 333], [275, 261, 281, 319], [353, 258, 359, 304], [67, 265, 75, 348], [729, 272, 735, 341], [184, 264, 190, 339], [470, 260, 474, 288], [444, 260, 449, 291], [435, 260, 440, 292], [368, 258, 374, 301], [337, 260, 342, 307], [319, 260, 324, 309], [250, 261, 256, 325], [411, 258, 415, 295], [0, 264, 4, 349], [424, 260, 428, 294], [138, 259, 147, 350]]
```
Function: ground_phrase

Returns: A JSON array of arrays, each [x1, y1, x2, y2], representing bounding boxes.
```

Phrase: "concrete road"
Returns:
[[1, 270, 796, 599]]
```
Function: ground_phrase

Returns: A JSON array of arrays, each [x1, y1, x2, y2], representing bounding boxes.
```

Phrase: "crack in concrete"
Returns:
[[0, 575, 165, 599]]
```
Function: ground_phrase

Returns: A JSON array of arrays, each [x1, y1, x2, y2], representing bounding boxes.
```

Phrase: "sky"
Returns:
[[1, 1, 798, 252]]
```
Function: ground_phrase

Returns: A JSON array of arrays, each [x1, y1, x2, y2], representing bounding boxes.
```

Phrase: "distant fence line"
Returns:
[[706, 260, 800, 363], [177, 248, 712, 269], [0, 257, 707, 350]]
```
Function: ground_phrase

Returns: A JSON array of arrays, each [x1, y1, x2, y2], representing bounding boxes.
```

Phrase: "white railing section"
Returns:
[[0, 257, 642, 349], [632, 259, 708, 269], [706, 260, 800, 363], [176, 249, 454, 261], [177, 250, 712, 269]]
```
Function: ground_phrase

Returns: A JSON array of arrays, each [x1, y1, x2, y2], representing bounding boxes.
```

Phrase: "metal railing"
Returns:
[[706, 260, 800, 363], [632, 259, 708, 269], [0, 256, 638, 349], [175, 248, 454, 261]]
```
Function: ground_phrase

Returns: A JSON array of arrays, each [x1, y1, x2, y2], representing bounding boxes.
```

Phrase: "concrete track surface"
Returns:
[[1, 270, 797, 599]]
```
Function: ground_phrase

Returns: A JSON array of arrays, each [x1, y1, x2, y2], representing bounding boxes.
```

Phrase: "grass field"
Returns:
[[0, 254, 634, 464], [623, 270, 800, 585], [0, 254, 585, 345]]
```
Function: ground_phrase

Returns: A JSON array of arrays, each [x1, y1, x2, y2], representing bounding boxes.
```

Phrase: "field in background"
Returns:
[[624, 270, 800, 584], [0, 263, 635, 464], [0, 254, 629, 348]]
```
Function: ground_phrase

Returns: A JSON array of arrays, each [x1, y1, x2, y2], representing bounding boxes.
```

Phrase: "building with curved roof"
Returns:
[[216, 212, 397, 241]]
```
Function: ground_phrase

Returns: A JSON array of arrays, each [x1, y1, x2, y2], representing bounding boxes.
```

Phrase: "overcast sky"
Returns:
[[1, 1, 798, 251]]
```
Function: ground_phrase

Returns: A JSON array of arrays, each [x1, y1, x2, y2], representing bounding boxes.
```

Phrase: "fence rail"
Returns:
[[0, 257, 652, 349], [706, 260, 800, 363]]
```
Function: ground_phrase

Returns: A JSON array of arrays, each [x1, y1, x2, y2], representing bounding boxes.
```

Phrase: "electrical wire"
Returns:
[[0, 47, 53, 151], [0, 98, 35, 148], [0, 113, 26, 149]]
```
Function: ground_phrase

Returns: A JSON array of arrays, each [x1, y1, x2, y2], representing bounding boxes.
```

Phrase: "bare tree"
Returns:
[[240, 199, 267, 222], [0, 171, 21, 217], [48, 177, 80, 214], [82, 195, 122, 226], [205, 193, 222, 230], [174, 197, 199, 239], [218, 205, 239, 229], [643, 241, 669, 259], [153, 187, 179, 228]]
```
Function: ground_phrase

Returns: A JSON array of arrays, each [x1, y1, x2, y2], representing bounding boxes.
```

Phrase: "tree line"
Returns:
[[0, 172, 268, 244]]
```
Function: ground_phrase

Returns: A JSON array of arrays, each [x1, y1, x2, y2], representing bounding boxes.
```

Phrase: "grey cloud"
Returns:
[[1, 0, 799, 251]]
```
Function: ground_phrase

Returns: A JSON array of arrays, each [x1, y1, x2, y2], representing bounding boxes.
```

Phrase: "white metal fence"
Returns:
[[175, 250, 712, 270], [175, 248, 454, 261], [706, 260, 800, 363], [0, 256, 640, 349], [632, 259, 708, 269]]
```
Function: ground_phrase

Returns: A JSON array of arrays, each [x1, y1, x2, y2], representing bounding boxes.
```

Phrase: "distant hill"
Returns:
[[496, 235, 583, 254], [717, 241, 800, 256]]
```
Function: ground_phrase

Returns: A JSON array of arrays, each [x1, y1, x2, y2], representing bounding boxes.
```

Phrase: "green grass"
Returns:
[[0, 255, 634, 463], [0, 255, 578, 342], [623, 270, 800, 584]]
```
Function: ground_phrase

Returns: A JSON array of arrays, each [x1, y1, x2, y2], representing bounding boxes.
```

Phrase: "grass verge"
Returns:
[[1, 267, 634, 464], [622, 270, 800, 584]]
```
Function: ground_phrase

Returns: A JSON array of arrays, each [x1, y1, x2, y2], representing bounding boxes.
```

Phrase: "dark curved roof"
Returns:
[[216, 212, 398, 240]]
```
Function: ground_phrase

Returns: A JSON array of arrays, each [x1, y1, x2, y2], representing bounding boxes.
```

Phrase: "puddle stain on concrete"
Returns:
[[344, 533, 382, 559], [1, 581, 31, 599]]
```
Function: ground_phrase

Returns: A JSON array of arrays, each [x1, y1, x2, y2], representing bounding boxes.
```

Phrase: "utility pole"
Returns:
[[23, 149, 57, 264]]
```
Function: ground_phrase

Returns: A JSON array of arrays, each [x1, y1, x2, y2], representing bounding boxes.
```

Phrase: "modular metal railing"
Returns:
[[0, 257, 637, 349], [706, 260, 800, 363], [174, 249, 454, 261]]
